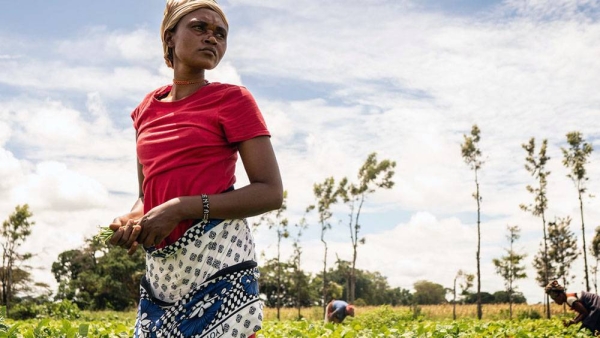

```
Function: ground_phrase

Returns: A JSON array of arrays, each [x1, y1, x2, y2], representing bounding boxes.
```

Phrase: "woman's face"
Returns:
[[549, 291, 566, 305], [166, 8, 228, 71]]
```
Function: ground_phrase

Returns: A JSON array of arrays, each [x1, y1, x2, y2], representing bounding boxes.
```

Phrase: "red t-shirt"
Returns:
[[131, 82, 270, 246]]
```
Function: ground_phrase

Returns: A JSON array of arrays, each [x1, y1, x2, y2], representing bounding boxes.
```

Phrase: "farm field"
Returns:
[[0, 304, 594, 337]]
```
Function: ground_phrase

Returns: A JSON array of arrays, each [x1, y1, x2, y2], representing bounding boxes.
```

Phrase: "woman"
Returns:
[[107, 0, 283, 337], [545, 280, 600, 334], [325, 299, 355, 324]]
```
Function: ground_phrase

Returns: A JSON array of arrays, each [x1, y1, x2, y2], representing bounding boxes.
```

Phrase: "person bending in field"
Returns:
[[545, 280, 600, 334], [325, 300, 355, 323]]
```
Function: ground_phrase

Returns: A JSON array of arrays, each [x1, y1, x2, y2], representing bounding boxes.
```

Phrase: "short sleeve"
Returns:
[[567, 294, 579, 307], [218, 86, 270, 143], [131, 106, 140, 130]]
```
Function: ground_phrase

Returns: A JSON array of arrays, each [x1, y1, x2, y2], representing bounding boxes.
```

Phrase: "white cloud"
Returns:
[[12, 161, 109, 211]]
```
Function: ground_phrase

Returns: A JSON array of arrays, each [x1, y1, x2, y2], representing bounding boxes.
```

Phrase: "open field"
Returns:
[[262, 303, 574, 321], [0, 304, 592, 337]]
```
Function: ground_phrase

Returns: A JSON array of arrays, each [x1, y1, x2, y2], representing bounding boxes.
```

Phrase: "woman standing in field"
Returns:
[[545, 280, 600, 334], [107, 0, 283, 336]]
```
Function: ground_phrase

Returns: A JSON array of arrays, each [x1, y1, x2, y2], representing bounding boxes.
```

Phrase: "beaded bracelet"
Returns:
[[201, 194, 210, 222]]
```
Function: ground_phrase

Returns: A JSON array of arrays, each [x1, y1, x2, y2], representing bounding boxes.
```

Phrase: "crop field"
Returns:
[[0, 304, 595, 337]]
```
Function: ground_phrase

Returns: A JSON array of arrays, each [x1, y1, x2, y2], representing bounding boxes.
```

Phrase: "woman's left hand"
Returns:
[[137, 199, 182, 248]]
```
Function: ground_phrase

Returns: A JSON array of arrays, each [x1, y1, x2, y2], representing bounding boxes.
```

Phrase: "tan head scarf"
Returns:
[[544, 280, 565, 294], [161, 0, 229, 68]]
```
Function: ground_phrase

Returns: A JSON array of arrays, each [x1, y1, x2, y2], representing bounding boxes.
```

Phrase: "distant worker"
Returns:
[[325, 300, 355, 323], [545, 280, 600, 334]]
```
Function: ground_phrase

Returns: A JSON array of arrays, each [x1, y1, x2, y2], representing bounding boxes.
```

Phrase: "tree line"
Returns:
[[461, 125, 596, 320], [0, 131, 595, 319], [0, 203, 526, 319]]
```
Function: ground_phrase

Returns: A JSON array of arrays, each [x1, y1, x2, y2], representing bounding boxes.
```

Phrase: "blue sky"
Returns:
[[2, 0, 600, 307]]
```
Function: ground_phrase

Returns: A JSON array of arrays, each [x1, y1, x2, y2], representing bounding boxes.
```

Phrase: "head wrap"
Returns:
[[544, 280, 565, 294], [161, 0, 229, 68]]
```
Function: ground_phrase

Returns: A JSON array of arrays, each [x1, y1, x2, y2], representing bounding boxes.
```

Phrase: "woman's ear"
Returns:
[[165, 30, 175, 48]]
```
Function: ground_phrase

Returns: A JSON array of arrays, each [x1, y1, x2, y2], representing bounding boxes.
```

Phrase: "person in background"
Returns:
[[325, 299, 355, 323], [107, 0, 283, 337], [545, 280, 600, 334]]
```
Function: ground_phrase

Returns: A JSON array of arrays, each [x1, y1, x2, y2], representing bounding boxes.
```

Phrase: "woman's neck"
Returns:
[[162, 68, 207, 102]]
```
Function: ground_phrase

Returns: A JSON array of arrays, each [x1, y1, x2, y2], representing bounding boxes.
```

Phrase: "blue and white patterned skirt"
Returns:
[[134, 219, 263, 338]]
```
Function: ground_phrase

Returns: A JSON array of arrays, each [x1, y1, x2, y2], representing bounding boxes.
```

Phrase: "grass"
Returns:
[[262, 303, 574, 321]]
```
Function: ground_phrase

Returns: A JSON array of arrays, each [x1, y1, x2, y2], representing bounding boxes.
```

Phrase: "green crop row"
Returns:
[[0, 306, 595, 337]]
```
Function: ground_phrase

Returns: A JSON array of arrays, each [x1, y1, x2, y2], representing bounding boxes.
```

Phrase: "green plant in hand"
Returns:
[[94, 226, 114, 243]]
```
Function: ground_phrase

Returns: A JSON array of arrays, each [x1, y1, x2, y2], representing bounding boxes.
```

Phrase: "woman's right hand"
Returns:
[[108, 215, 142, 255]]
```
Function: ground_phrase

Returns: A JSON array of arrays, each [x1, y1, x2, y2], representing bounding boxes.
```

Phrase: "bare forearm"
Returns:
[[171, 182, 283, 221], [131, 197, 144, 214]]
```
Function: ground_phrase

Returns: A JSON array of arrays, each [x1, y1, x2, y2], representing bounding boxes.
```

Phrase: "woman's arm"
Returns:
[[108, 156, 145, 254], [136, 136, 283, 248], [565, 301, 589, 327]]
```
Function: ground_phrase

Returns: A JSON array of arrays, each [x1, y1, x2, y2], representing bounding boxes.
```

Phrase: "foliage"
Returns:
[[451, 270, 474, 320], [461, 124, 485, 320], [492, 225, 527, 319], [254, 191, 289, 320], [546, 216, 579, 291], [413, 280, 447, 305], [317, 261, 411, 306], [259, 307, 591, 337], [0, 306, 594, 337], [309, 177, 339, 309], [9, 299, 81, 320], [562, 131, 594, 292], [259, 258, 315, 309], [337, 152, 396, 303], [288, 215, 311, 319], [1, 205, 34, 316], [591, 226, 600, 293], [492, 291, 527, 304], [521, 137, 552, 318], [52, 237, 145, 311]]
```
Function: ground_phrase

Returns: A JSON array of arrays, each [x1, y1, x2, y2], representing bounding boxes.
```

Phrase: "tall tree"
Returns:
[[52, 235, 145, 310], [309, 177, 339, 314], [532, 243, 556, 288], [452, 270, 474, 320], [337, 152, 396, 303], [254, 191, 288, 320], [591, 226, 600, 293], [547, 216, 579, 314], [492, 225, 527, 319], [413, 280, 447, 305], [461, 124, 485, 320], [289, 214, 310, 319], [562, 131, 593, 291], [1, 204, 34, 315], [520, 137, 551, 318]]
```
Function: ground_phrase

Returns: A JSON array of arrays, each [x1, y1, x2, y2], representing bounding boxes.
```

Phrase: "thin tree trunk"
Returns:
[[322, 238, 328, 317], [542, 212, 550, 319], [475, 170, 482, 320], [453, 277, 457, 320], [579, 189, 590, 291], [276, 232, 281, 321]]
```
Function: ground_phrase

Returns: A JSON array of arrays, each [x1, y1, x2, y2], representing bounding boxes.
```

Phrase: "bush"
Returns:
[[354, 298, 367, 307], [8, 302, 38, 320], [7, 299, 81, 320], [517, 309, 542, 320]]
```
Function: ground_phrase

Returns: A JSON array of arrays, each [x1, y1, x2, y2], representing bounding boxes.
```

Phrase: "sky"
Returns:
[[1, 0, 600, 307]]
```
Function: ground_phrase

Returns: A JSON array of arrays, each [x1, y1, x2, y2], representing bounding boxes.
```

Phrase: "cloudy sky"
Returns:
[[1, 0, 600, 306]]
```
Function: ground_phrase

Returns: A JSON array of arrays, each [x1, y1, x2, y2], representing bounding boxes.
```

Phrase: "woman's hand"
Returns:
[[137, 199, 182, 248], [108, 215, 142, 255]]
